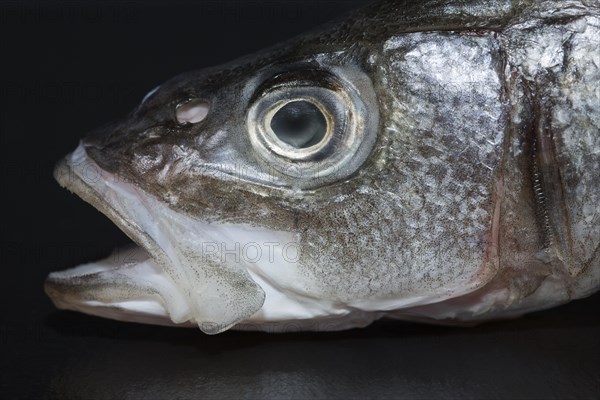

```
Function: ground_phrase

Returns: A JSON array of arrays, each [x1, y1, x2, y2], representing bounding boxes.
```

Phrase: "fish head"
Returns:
[[46, 37, 389, 333]]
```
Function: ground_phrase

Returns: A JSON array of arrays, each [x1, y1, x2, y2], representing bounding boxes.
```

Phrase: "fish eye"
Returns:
[[176, 98, 209, 125], [270, 100, 329, 149], [246, 68, 378, 187]]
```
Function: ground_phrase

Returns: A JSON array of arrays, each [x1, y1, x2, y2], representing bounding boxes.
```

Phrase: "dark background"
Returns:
[[1, 1, 599, 399]]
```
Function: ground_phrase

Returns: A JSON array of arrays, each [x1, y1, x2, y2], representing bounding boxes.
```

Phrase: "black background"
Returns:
[[1, 1, 599, 399]]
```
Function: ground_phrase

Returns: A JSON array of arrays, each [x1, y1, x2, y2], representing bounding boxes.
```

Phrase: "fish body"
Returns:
[[46, 0, 600, 334]]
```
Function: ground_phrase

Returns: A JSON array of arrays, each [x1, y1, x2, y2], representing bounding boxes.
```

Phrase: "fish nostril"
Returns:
[[176, 99, 210, 125]]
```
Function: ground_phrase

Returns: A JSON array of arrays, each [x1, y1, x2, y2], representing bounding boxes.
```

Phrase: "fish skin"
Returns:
[[46, 0, 600, 333]]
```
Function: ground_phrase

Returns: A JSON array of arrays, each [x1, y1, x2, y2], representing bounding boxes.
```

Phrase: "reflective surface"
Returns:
[[1, 1, 599, 399], [4, 296, 600, 399]]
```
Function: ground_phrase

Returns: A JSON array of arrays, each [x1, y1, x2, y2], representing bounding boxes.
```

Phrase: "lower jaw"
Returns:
[[45, 245, 194, 327]]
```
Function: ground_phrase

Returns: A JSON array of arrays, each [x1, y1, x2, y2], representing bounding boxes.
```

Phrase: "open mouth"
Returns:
[[46, 144, 277, 334], [46, 144, 197, 327]]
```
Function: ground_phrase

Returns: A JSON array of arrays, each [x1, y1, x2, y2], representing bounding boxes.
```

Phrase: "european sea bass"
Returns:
[[46, 0, 600, 334]]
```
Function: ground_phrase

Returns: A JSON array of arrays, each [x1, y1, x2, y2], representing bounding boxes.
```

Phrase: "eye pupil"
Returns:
[[270, 100, 327, 149]]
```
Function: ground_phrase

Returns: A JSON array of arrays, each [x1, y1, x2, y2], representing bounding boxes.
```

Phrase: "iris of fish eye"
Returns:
[[270, 101, 328, 149], [176, 99, 209, 124]]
